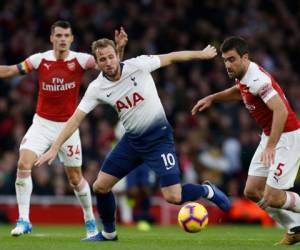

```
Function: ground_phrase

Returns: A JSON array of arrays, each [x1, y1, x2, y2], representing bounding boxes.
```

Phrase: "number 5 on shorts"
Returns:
[[275, 162, 285, 176]]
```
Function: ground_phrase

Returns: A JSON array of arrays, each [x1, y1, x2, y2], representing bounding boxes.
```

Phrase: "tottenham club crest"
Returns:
[[131, 76, 138, 86], [67, 62, 76, 71]]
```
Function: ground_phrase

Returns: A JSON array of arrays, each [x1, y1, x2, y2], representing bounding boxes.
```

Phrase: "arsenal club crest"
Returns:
[[67, 62, 76, 71]]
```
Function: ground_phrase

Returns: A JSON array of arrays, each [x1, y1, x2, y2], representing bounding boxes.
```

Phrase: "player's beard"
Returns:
[[228, 67, 245, 80], [106, 69, 117, 77], [235, 68, 247, 80], [104, 66, 120, 80]]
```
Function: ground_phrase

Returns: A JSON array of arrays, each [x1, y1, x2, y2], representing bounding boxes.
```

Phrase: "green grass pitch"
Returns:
[[0, 224, 298, 250]]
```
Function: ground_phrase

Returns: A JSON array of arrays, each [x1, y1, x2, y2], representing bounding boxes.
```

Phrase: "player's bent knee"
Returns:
[[68, 177, 81, 187], [17, 159, 33, 170], [93, 182, 111, 194], [66, 173, 82, 186], [243, 189, 262, 202], [163, 193, 181, 204]]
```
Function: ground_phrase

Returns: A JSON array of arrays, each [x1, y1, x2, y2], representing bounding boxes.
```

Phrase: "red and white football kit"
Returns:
[[237, 62, 300, 189], [19, 50, 95, 166]]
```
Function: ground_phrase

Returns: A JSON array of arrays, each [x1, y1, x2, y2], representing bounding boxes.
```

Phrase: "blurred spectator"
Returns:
[[0, 0, 299, 197]]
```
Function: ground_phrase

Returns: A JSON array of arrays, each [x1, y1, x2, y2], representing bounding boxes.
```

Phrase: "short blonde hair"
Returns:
[[91, 38, 117, 56]]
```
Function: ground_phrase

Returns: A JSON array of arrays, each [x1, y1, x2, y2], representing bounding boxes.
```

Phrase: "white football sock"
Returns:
[[117, 195, 133, 224], [15, 169, 32, 222], [73, 178, 95, 221], [282, 191, 300, 213], [258, 198, 300, 233], [203, 184, 214, 199], [102, 230, 117, 239]]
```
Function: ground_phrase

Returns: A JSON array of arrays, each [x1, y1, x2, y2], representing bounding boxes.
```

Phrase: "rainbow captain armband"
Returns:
[[16, 60, 32, 75]]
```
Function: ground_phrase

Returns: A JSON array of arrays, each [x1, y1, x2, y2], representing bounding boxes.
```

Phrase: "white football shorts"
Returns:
[[20, 114, 82, 167], [248, 129, 300, 189]]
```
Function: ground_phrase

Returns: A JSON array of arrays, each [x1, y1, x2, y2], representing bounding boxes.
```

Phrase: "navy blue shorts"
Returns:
[[101, 127, 181, 187], [126, 164, 151, 188]]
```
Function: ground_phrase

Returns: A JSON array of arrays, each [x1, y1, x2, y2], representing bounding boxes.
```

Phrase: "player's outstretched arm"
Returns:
[[191, 85, 241, 115], [191, 95, 214, 115], [260, 95, 288, 167], [115, 26, 128, 61], [0, 65, 21, 78], [35, 109, 87, 166], [0, 59, 34, 78], [158, 45, 217, 67]]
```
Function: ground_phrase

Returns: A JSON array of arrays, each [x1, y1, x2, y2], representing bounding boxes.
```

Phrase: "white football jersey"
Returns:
[[78, 55, 169, 136]]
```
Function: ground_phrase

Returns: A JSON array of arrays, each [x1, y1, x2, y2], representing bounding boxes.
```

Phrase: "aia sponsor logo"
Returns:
[[115, 92, 144, 112]]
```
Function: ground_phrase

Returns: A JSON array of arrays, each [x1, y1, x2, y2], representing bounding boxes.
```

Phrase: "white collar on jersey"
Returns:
[[239, 61, 255, 83], [102, 62, 125, 81]]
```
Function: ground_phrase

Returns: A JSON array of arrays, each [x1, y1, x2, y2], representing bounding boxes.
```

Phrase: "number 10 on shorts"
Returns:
[[161, 153, 175, 170]]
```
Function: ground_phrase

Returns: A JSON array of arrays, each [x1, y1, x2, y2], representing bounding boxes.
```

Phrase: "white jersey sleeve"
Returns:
[[77, 80, 100, 114], [27, 53, 43, 69], [75, 52, 95, 70], [249, 72, 277, 103], [125, 55, 161, 72]]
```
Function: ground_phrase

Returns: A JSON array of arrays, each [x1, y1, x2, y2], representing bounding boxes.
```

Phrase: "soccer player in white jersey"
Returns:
[[36, 38, 231, 241], [0, 21, 127, 238], [192, 36, 300, 245]]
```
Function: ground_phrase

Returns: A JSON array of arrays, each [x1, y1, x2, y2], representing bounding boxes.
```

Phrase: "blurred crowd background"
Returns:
[[0, 0, 300, 199]]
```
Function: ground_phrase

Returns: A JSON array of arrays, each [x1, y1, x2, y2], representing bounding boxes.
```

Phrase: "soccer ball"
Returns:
[[178, 202, 208, 233]]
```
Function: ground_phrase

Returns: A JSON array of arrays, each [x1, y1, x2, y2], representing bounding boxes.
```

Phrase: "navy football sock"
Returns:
[[95, 191, 116, 233], [180, 183, 209, 204], [139, 197, 152, 221]]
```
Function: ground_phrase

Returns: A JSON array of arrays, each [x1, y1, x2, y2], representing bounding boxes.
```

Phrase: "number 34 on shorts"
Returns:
[[66, 144, 81, 157]]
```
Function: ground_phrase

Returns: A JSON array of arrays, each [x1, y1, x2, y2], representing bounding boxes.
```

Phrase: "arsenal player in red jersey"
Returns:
[[192, 36, 300, 245], [0, 20, 128, 238]]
